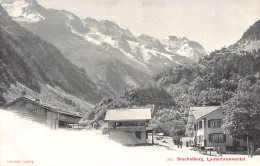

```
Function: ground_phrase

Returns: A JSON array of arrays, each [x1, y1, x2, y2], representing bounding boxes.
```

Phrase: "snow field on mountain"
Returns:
[[2, 0, 44, 22]]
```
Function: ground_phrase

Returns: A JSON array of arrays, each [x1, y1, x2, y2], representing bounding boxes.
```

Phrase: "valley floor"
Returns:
[[0, 109, 259, 166]]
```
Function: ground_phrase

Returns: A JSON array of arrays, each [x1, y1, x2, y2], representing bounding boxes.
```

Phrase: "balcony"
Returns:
[[110, 125, 153, 131], [146, 126, 153, 131]]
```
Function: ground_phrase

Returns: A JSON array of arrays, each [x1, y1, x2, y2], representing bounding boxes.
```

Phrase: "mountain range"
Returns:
[[1, 0, 207, 95], [153, 18, 260, 106], [91, 18, 260, 130], [1, 0, 259, 141], [0, 4, 103, 112], [0, 0, 259, 116]]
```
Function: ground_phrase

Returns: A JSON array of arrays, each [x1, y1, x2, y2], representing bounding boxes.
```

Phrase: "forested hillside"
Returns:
[[153, 19, 260, 108], [87, 84, 184, 135], [92, 48, 260, 135], [91, 19, 260, 137], [154, 48, 260, 106]]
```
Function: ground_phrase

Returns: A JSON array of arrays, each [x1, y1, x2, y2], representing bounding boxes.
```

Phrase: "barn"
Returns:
[[5, 97, 83, 129]]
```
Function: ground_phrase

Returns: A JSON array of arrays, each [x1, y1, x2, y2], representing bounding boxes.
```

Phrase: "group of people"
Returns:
[[176, 140, 183, 148]]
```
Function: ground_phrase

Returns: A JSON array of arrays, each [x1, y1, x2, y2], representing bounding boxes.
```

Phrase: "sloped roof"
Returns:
[[104, 108, 151, 121], [6, 97, 82, 118], [190, 106, 220, 120]]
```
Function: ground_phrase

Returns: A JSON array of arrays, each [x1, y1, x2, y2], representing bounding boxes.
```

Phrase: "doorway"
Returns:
[[135, 131, 141, 140]]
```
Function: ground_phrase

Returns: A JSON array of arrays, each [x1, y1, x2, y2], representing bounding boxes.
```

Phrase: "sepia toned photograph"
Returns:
[[0, 0, 260, 166]]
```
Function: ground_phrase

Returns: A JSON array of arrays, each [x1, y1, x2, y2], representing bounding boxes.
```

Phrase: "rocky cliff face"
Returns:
[[0, 4, 103, 107], [1, 0, 208, 95], [228, 19, 260, 53]]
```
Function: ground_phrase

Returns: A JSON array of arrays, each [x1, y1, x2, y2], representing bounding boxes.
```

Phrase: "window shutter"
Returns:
[[209, 134, 211, 142], [208, 120, 210, 128], [223, 134, 226, 143]]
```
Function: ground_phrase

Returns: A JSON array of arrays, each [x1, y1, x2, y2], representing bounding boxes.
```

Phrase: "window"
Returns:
[[116, 122, 122, 127], [209, 133, 226, 143], [197, 121, 202, 130], [208, 120, 222, 128], [204, 118, 206, 128], [136, 121, 140, 126], [217, 120, 221, 127]]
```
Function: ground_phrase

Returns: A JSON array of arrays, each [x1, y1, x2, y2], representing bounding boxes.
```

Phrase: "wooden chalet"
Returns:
[[5, 97, 83, 129], [105, 108, 154, 146]]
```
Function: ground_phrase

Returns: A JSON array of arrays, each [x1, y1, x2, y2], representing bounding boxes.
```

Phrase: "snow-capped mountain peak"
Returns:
[[1, 0, 207, 95], [2, 0, 44, 22], [161, 36, 207, 62]]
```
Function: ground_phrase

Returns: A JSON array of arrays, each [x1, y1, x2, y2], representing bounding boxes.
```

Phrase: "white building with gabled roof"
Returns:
[[186, 106, 246, 152]]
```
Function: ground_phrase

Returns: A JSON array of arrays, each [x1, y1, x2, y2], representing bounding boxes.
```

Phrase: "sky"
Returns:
[[36, 0, 260, 52]]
